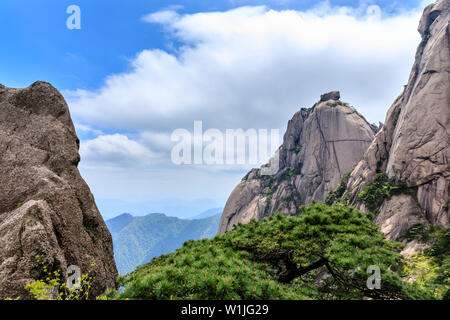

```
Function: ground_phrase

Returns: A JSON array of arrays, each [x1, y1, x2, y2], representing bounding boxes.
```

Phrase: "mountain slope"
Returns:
[[218, 92, 377, 233], [107, 213, 134, 233], [335, 0, 449, 241], [107, 213, 221, 274]]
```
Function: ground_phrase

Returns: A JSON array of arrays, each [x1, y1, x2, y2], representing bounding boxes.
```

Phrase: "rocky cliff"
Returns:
[[218, 92, 377, 233], [0, 82, 118, 299], [338, 0, 449, 241]]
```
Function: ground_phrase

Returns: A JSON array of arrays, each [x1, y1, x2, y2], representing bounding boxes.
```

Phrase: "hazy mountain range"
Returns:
[[106, 210, 222, 274], [188, 207, 223, 219]]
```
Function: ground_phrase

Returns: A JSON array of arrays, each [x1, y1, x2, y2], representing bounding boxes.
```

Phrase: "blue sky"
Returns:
[[0, 0, 433, 219], [0, 0, 427, 90]]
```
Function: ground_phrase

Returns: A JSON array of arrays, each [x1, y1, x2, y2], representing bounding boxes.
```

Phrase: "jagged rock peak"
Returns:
[[218, 93, 376, 234], [338, 0, 449, 241], [0, 81, 118, 299]]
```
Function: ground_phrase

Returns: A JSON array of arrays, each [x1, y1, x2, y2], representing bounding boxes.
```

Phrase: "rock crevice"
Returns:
[[342, 0, 449, 239]]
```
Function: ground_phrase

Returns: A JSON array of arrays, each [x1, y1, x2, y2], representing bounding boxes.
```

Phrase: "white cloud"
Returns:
[[74, 123, 103, 136], [80, 134, 156, 167], [142, 10, 180, 24], [67, 2, 429, 216], [140, 131, 174, 152], [420, 0, 437, 7], [229, 0, 293, 6], [68, 4, 422, 139]]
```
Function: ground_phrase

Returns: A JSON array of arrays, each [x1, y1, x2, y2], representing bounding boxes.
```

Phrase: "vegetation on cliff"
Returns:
[[402, 228, 449, 299], [357, 173, 417, 213]]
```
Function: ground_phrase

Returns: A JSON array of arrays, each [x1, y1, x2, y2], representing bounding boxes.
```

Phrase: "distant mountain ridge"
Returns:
[[107, 211, 221, 274], [189, 207, 223, 220], [107, 213, 134, 233]]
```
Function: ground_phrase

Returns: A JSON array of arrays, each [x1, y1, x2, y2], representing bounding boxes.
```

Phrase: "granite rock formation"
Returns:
[[0, 82, 118, 299], [340, 0, 449, 240], [218, 93, 376, 233]]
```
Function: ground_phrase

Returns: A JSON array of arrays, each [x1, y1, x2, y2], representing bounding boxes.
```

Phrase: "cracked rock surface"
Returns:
[[218, 93, 376, 234], [0, 82, 118, 299], [343, 0, 449, 239]]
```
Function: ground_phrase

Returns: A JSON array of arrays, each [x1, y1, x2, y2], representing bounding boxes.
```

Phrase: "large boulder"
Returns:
[[218, 95, 376, 234], [320, 91, 341, 102], [0, 81, 118, 299]]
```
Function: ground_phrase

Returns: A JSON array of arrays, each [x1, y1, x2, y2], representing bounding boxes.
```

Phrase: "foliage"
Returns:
[[301, 106, 315, 117], [226, 202, 424, 299], [357, 173, 416, 213], [241, 169, 257, 182], [104, 203, 430, 300], [325, 172, 351, 205], [401, 223, 441, 243], [402, 228, 449, 300], [25, 256, 94, 300], [425, 228, 450, 260], [330, 101, 349, 108], [263, 191, 273, 218], [104, 239, 314, 300], [402, 254, 447, 299]]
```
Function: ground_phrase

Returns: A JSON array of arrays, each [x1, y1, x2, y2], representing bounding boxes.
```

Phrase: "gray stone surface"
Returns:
[[343, 0, 450, 240], [218, 95, 376, 234], [0, 81, 118, 299], [374, 195, 428, 240]]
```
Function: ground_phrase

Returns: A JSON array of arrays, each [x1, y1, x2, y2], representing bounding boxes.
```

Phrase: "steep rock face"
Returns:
[[218, 94, 376, 233], [342, 0, 449, 239], [0, 82, 118, 299]]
